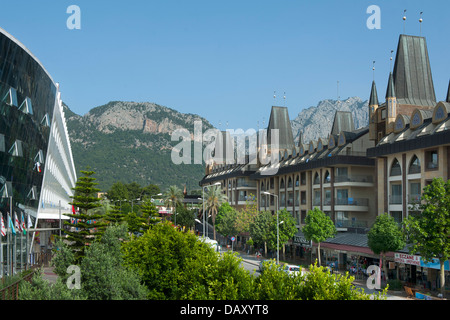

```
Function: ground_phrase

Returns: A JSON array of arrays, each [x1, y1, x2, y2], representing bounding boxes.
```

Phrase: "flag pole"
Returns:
[[0, 214, 3, 278]]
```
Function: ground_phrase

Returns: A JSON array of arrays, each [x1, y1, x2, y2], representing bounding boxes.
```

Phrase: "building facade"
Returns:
[[199, 32, 450, 289], [0, 27, 77, 276]]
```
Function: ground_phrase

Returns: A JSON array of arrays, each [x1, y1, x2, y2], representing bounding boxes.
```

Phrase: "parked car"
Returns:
[[283, 264, 302, 276]]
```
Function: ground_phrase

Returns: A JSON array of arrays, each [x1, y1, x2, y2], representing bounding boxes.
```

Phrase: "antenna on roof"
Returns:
[[419, 11, 423, 36], [390, 50, 394, 71], [372, 61, 376, 81], [337, 81, 340, 101], [403, 9, 407, 34]]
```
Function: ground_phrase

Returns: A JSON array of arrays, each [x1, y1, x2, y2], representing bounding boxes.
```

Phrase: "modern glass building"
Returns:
[[0, 27, 77, 276]]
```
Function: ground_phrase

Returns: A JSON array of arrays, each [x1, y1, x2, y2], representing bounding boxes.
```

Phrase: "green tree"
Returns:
[[302, 208, 336, 266], [122, 221, 254, 299], [204, 185, 228, 240], [235, 195, 259, 236], [404, 177, 450, 296], [106, 181, 129, 201], [253, 261, 385, 300], [64, 169, 106, 262], [216, 202, 238, 239], [367, 213, 405, 282], [140, 197, 159, 225], [104, 203, 125, 224], [163, 185, 184, 223], [22, 224, 148, 300], [80, 224, 148, 299], [249, 210, 272, 255], [268, 209, 298, 256]]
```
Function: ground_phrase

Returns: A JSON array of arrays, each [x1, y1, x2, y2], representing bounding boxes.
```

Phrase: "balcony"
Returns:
[[335, 175, 374, 185], [335, 198, 369, 206], [236, 180, 257, 188], [335, 219, 368, 229]]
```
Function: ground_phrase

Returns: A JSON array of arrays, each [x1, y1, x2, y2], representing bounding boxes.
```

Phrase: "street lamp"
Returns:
[[202, 182, 221, 238], [261, 191, 280, 265]]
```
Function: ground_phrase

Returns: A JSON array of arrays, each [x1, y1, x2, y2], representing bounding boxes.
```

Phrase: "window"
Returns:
[[19, 97, 33, 115], [301, 191, 306, 205], [324, 171, 331, 183], [324, 189, 331, 205], [336, 167, 348, 180], [295, 176, 299, 187], [390, 211, 403, 224], [313, 190, 321, 206], [8, 140, 23, 157], [425, 150, 438, 170], [336, 189, 348, 205], [300, 172, 306, 185], [3, 87, 18, 107], [390, 184, 402, 204], [408, 155, 421, 174], [409, 182, 421, 203], [313, 173, 320, 185], [336, 211, 349, 227], [280, 178, 285, 188], [288, 177, 293, 188], [390, 158, 401, 176]]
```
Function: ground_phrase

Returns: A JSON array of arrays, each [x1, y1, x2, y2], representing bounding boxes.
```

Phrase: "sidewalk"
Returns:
[[42, 266, 58, 284]]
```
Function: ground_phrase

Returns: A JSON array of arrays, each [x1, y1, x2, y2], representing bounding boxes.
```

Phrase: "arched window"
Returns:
[[324, 171, 330, 183], [261, 182, 265, 191], [408, 155, 421, 174], [313, 172, 320, 185], [390, 158, 401, 176], [288, 177, 293, 188], [280, 178, 285, 188]]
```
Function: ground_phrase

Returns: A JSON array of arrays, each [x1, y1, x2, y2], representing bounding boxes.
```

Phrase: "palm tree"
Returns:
[[163, 185, 184, 224], [204, 185, 228, 240]]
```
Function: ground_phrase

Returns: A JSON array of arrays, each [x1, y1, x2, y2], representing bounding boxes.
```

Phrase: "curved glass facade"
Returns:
[[0, 27, 76, 276]]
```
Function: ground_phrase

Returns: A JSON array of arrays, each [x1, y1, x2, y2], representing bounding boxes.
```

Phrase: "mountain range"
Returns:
[[64, 97, 369, 192]]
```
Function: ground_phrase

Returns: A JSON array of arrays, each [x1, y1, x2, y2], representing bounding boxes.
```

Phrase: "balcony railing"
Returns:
[[335, 198, 369, 206], [335, 175, 374, 183], [389, 194, 402, 204], [335, 219, 368, 229], [408, 194, 421, 204]]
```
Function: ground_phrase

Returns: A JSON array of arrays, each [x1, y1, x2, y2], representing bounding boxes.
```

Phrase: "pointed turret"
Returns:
[[369, 81, 379, 106], [446, 79, 450, 103], [386, 72, 396, 99], [368, 80, 380, 140], [386, 72, 398, 133]]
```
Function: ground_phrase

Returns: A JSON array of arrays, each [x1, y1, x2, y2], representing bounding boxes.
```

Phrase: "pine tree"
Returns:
[[64, 169, 106, 263], [105, 203, 125, 224]]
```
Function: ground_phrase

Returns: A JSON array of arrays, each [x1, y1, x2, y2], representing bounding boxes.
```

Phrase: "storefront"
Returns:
[[394, 252, 450, 291]]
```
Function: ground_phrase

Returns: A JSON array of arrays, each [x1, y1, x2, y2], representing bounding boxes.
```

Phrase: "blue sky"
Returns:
[[1, 0, 449, 130]]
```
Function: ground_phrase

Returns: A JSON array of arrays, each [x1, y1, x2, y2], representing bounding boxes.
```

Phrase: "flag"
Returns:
[[21, 213, 26, 235], [1, 216, 6, 237], [15, 212, 21, 232], [8, 214, 16, 235], [27, 214, 33, 229]]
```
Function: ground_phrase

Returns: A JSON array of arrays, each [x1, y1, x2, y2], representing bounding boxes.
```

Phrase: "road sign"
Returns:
[[231, 237, 235, 242]]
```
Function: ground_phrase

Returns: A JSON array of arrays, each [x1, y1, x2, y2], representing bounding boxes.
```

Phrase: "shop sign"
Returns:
[[293, 234, 311, 247], [395, 253, 450, 271], [394, 253, 420, 266]]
